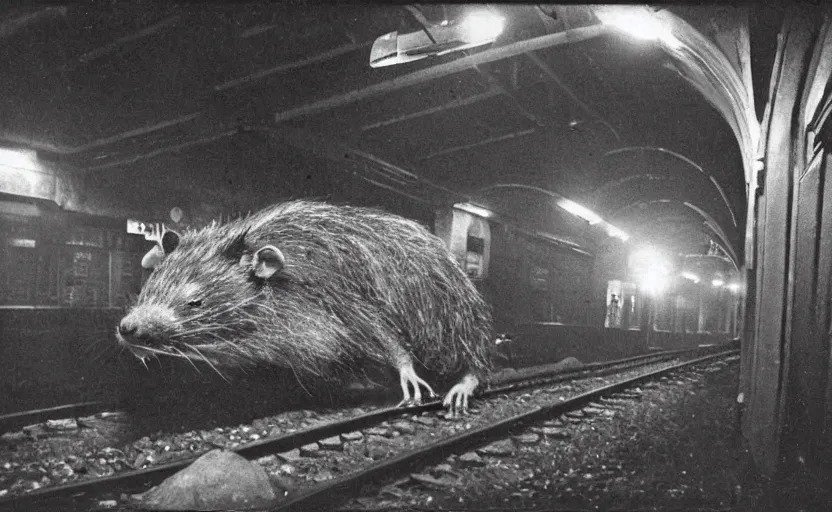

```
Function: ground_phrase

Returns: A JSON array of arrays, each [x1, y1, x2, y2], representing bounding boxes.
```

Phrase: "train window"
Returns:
[[467, 235, 485, 253], [1, 209, 145, 308]]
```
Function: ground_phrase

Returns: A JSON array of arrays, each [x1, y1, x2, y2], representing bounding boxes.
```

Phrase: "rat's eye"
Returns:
[[187, 299, 203, 307]]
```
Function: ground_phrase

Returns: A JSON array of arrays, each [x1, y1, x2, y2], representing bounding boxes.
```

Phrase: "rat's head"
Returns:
[[116, 224, 285, 365]]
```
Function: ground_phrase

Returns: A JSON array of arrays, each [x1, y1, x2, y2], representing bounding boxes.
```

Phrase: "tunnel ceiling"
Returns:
[[0, 3, 756, 262]]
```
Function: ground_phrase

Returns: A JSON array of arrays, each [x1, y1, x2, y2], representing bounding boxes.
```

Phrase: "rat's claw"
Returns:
[[443, 374, 479, 416], [396, 398, 417, 408], [397, 363, 436, 408]]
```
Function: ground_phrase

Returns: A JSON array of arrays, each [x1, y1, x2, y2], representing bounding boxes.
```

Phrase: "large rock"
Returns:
[[132, 449, 281, 510]]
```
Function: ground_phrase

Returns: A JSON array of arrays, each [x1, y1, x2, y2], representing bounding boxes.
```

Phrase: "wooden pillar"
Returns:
[[743, 9, 824, 477]]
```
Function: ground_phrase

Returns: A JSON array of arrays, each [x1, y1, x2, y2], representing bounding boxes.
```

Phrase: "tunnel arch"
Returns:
[[591, 146, 739, 228], [611, 198, 739, 270], [586, 172, 737, 239], [652, 8, 759, 187], [591, 173, 738, 246]]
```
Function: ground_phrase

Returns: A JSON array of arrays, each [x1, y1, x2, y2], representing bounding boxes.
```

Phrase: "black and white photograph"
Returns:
[[0, 1, 829, 510]]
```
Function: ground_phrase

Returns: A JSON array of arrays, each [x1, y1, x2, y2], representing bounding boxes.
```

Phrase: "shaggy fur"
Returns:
[[118, 200, 494, 386]]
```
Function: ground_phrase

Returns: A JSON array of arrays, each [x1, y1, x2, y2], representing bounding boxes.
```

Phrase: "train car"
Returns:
[[0, 179, 736, 413]]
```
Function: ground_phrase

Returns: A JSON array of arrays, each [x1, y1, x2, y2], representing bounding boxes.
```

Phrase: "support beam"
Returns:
[[361, 89, 502, 131], [0, 7, 67, 39], [273, 23, 609, 123], [418, 128, 536, 161], [10, 23, 606, 158], [525, 50, 621, 141], [62, 15, 181, 69], [214, 41, 372, 92], [86, 129, 239, 171], [471, 65, 545, 127], [75, 113, 201, 154]]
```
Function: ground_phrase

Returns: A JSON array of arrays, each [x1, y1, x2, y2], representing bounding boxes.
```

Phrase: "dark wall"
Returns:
[[479, 224, 594, 333], [508, 322, 732, 367], [0, 307, 733, 413], [0, 308, 134, 413]]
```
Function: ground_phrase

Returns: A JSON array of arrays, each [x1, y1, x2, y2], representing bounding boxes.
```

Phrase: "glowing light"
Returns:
[[727, 282, 741, 293], [595, 6, 681, 49], [559, 199, 603, 225], [0, 147, 38, 170], [712, 279, 725, 287], [606, 225, 629, 242], [630, 246, 670, 273], [630, 246, 672, 296], [455, 202, 494, 219], [458, 11, 505, 44], [680, 271, 700, 283], [640, 268, 668, 295], [0, 147, 48, 194]]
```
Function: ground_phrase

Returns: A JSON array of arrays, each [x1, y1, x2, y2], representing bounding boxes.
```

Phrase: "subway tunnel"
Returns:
[[0, 2, 829, 509]]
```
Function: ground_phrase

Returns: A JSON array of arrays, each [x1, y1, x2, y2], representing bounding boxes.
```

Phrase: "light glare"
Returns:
[[458, 12, 505, 44], [559, 199, 603, 225], [680, 271, 700, 283], [455, 202, 494, 219], [712, 279, 725, 287], [607, 225, 629, 242], [630, 246, 671, 296], [641, 269, 667, 295], [595, 7, 680, 49], [0, 147, 38, 170]]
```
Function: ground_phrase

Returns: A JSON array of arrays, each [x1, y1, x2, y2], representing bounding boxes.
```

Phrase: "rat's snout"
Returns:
[[118, 319, 138, 337], [117, 305, 178, 347]]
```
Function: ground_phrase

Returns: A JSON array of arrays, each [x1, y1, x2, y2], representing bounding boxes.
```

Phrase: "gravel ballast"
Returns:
[[346, 356, 757, 510]]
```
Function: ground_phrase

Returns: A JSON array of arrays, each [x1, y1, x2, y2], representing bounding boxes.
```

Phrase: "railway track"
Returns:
[[0, 345, 734, 511], [269, 349, 739, 511], [0, 345, 718, 435]]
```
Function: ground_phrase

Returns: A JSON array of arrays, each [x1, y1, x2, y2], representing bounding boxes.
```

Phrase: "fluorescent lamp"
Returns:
[[680, 271, 700, 283], [606, 225, 629, 242], [455, 202, 494, 219], [559, 199, 602, 225], [595, 6, 681, 49], [458, 11, 505, 44]]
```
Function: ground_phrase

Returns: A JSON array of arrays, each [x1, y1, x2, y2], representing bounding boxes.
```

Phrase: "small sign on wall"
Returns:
[[530, 266, 549, 289], [435, 206, 492, 280]]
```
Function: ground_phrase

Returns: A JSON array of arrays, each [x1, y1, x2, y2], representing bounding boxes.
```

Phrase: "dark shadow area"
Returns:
[[113, 360, 400, 437]]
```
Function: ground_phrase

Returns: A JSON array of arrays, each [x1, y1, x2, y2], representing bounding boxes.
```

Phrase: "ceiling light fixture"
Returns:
[[559, 199, 603, 225], [595, 6, 681, 50], [370, 9, 505, 68]]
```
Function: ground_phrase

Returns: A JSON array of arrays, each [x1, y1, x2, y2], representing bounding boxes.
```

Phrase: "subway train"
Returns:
[[0, 194, 731, 413]]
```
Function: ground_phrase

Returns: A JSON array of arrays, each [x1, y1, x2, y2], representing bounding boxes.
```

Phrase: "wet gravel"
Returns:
[[218, 359, 690, 496], [343, 355, 748, 510], [0, 356, 691, 501]]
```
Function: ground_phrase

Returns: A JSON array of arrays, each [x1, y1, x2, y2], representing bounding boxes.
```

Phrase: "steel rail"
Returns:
[[0, 345, 730, 510], [269, 349, 740, 512], [0, 401, 114, 435], [0, 345, 719, 434]]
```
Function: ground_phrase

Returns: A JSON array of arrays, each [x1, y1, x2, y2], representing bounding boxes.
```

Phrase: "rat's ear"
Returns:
[[141, 245, 165, 269], [161, 230, 180, 254], [141, 230, 180, 269], [245, 245, 285, 279], [224, 228, 250, 260]]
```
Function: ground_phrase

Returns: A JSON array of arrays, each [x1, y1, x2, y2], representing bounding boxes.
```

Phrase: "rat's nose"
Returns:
[[118, 320, 138, 337]]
